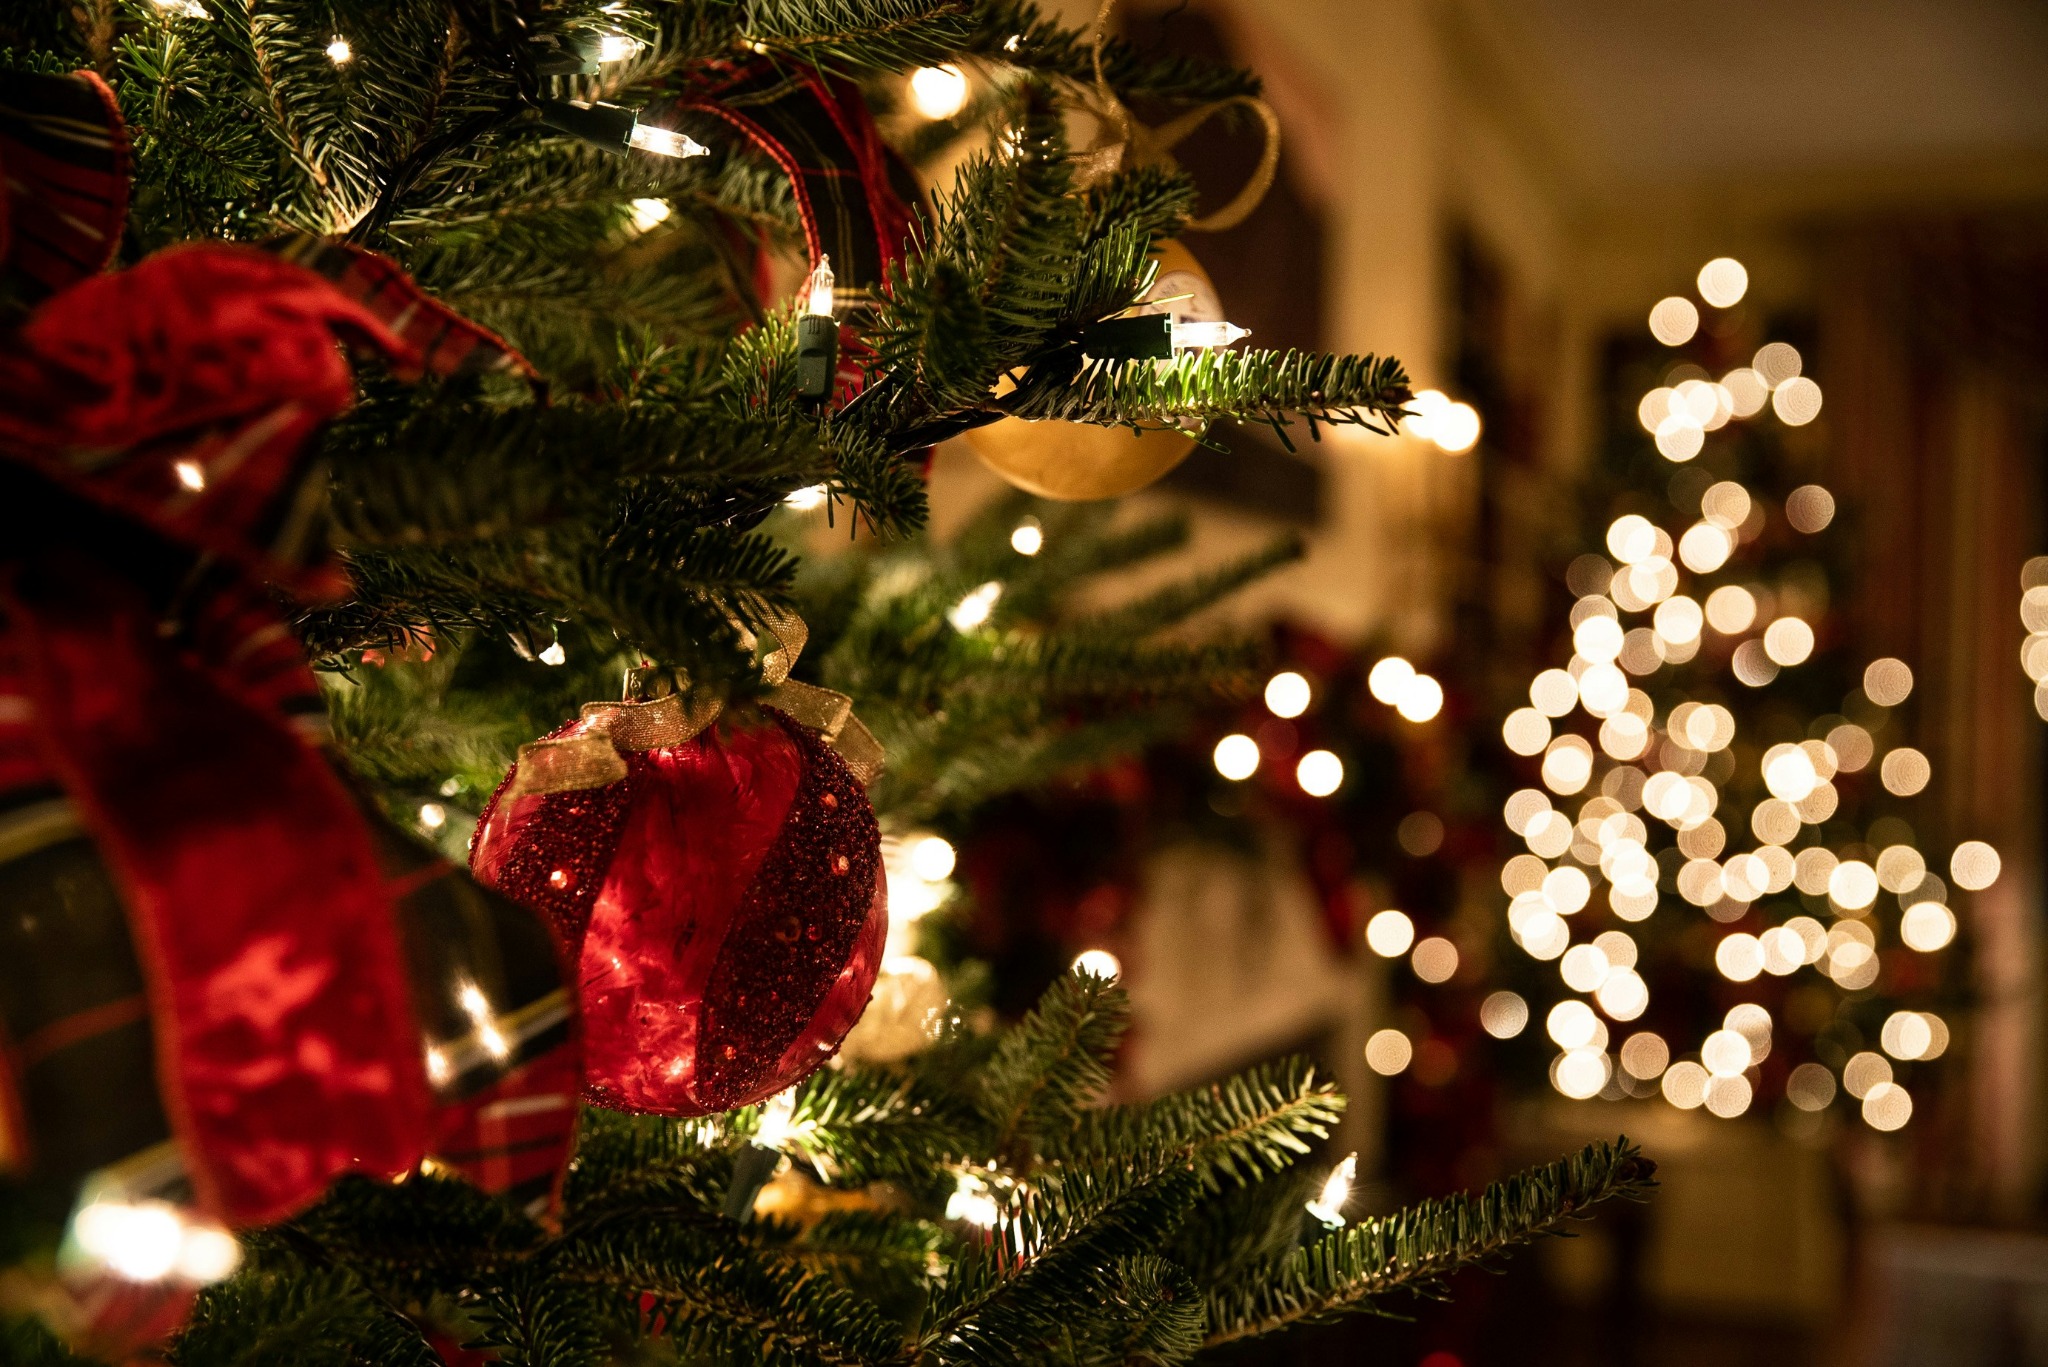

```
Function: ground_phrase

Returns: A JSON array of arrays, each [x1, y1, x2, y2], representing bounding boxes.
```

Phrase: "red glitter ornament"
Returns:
[[472, 694, 886, 1116]]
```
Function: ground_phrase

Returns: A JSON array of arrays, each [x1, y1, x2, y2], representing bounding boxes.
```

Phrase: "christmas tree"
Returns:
[[0, 3, 1649, 1362], [1475, 266, 1972, 1135]]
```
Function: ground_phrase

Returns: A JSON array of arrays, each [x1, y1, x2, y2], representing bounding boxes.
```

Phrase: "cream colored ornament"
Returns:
[[966, 239, 1223, 501]]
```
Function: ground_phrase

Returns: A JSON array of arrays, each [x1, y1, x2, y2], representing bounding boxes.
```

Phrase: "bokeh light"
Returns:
[[1753, 342, 1803, 387], [1705, 585, 1759, 634], [1785, 485, 1836, 533], [1697, 257, 1748, 307], [1412, 937, 1459, 983], [1366, 910, 1416, 958], [1264, 671, 1311, 718], [1881, 747, 1931, 796], [1396, 674, 1445, 723], [1662, 1062, 1709, 1109], [1787, 1063, 1838, 1111], [1649, 297, 1700, 346], [1213, 733, 1259, 781], [1862, 1082, 1912, 1131], [1773, 376, 1824, 426], [1367, 656, 1414, 705], [1365, 1029, 1413, 1076], [1480, 991, 1529, 1039], [1620, 1032, 1669, 1079], [1297, 750, 1345, 797], [1900, 901, 1957, 952], [1864, 657, 1914, 706], [1951, 840, 2002, 890]]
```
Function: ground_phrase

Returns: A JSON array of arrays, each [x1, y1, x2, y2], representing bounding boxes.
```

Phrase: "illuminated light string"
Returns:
[[1486, 273, 1974, 1124]]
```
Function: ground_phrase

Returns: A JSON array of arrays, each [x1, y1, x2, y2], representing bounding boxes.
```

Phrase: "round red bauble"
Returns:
[[472, 699, 886, 1115]]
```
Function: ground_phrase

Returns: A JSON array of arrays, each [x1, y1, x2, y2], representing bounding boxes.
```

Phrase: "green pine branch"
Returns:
[[1051, 1057, 1344, 1192], [739, 0, 974, 71], [1004, 348, 1411, 441], [1203, 1139, 1658, 1347], [960, 1, 1262, 105]]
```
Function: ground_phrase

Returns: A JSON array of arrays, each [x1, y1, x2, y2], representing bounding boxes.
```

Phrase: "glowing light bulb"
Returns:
[[1305, 1153, 1356, 1227], [909, 835, 956, 882], [627, 122, 709, 159], [1170, 320, 1251, 349], [947, 1173, 999, 1227], [908, 64, 970, 120], [325, 35, 352, 63], [598, 32, 642, 61], [538, 640, 567, 666], [418, 802, 447, 831], [1073, 948, 1121, 979], [1010, 518, 1043, 555], [173, 459, 206, 491], [947, 581, 1003, 631], [72, 1201, 185, 1282], [627, 197, 672, 232], [804, 254, 836, 318], [752, 1089, 797, 1150], [784, 484, 828, 510]]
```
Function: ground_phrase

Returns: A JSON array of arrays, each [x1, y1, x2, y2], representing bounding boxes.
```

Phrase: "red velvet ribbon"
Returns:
[[0, 239, 531, 1224], [2, 553, 431, 1223]]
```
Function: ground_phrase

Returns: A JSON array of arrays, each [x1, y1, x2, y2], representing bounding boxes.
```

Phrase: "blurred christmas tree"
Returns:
[[1475, 259, 1977, 1137], [0, 3, 1653, 1362]]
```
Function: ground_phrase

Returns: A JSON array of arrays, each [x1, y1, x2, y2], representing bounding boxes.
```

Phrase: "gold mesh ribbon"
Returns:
[[580, 692, 722, 752], [506, 734, 630, 797], [1074, 0, 1282, 233], [506, 610, 883, 796]]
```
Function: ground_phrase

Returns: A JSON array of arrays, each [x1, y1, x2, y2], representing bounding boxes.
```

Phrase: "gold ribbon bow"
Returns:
[[1072, 0, 1282, 234], [506, 611, 883, 797]]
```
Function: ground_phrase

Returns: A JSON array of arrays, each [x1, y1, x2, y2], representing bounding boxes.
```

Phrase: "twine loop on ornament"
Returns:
[[1075, 0, 1281, 233], [506, 610, 883, 797]]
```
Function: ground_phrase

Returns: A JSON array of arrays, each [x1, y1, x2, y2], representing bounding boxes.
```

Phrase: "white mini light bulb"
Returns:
[[753, 1089, 797, 1150], [598, 33, 642, 62], [1305, 1153, 1356, 1228], [1170, 320, 1250, 350], [627, 121, 709, 159], [805, 255, 836, 318]]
